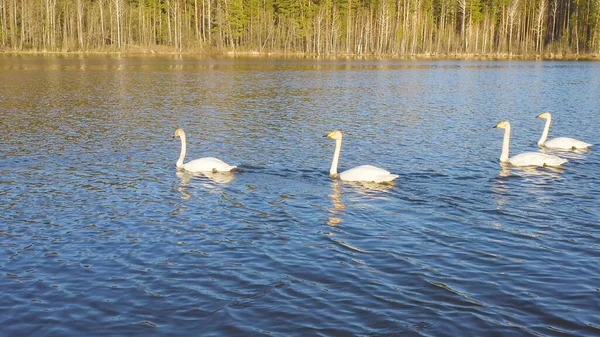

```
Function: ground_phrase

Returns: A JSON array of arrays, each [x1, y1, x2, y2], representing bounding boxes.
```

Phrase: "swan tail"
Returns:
[[213, 165, 239, 172], [376, 174, 400, 183], [545, 157, 568, 167]]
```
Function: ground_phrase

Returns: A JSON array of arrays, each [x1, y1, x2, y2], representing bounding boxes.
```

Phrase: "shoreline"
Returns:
[[1, 49, 599, 61]]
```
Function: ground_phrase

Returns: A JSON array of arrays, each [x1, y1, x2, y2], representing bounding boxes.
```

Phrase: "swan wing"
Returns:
[[183, 157, 237, 173], [544, 137, 592, 150], [509, 152, 567, 167], [339, 165, 399, 183]]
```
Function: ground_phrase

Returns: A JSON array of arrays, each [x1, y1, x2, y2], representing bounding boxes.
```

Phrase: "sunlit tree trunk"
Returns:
[[194, 0, 199, 40], [98, 0, 106, 47], [208, 0, 212, 45], [508, 0, 519, 54], [346, 0, 351, 53], [535, 0, 546, 54], [114, 0, 122, 48], [77, 0, 84, 49], [550, 0, 557, 41], [458, 0, 466, 51], [0, 0, 5, 47], [574, 0, 580, 55]]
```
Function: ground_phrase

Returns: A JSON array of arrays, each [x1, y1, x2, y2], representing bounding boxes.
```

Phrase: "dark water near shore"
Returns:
[[1, 55, 599, 336]]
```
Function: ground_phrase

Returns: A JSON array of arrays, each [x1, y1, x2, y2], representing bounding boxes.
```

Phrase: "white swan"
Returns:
[[537, 112, 592, 150], [173, 128, 237, 173], [494, 121, 567, 167], [325, 130, 399, 183]]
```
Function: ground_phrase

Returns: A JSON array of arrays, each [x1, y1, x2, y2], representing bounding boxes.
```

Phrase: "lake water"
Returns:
[[1, 55, 599, 336]]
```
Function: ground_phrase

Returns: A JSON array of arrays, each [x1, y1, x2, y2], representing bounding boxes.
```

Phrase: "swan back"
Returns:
[[509, 152, 568, 167], [544, 137, 592, 150], [339, 165, 399, 183], [183, 157, 237, 172]]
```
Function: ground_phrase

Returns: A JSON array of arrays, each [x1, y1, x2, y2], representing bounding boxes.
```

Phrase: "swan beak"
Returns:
[[537, 112, 549, 118], [493, 121, 505, 129]]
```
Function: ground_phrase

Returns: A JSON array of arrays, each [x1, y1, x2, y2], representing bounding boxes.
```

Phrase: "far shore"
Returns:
[[2, 48, 599, 61]]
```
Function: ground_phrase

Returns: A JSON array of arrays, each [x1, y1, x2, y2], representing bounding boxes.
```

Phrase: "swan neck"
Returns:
[[500, 125, 511, 163], [538, 116, 551, 145], [177, 133, 187, 168], [330, 138, 342, 176]]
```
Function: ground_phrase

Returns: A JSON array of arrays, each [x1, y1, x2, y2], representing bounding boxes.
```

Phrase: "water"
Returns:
[[1, 55, 599, 336]]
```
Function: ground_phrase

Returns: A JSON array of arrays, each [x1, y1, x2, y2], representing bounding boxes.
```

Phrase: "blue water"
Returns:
[[1, 55, 599, 336]]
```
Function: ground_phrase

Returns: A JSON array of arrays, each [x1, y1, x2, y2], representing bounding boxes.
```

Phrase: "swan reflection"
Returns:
[[327, 180, 395, 226], [328, 180, 345, 226], [177, 170, 235, 185], [176, 171, 235, 199], [498, 163, 564, 179], [494, 163, 565, 210], [350, 181, 396, 193]]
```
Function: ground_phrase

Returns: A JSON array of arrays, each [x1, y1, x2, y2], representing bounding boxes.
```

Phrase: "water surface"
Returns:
[[1, 55, 599, 336]]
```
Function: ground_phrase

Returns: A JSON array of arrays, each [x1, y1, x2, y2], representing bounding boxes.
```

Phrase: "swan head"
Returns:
[[493, 120, 510, 129], [173, 128, 185, 138], [324, 130, 343, 141], [537, 112, 551, 119]]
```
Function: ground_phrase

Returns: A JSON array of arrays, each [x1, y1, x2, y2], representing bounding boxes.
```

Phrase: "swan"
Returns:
[[324, 130, 399, 183], [537, 112, 592, 150], [494, 120, 567, 167], [173, 128, 238, 173]]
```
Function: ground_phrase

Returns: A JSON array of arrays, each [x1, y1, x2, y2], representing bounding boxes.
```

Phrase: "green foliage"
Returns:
[[273, 0, 301, 19], [227, 0, 246, 40], [468, 0, 484, 23]]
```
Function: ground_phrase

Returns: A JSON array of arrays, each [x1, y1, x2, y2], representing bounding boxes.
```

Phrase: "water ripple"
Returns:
[[1, 56, 599, 336]]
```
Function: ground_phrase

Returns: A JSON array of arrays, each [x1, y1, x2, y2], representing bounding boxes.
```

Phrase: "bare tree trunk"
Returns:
[[535, 0, 546, 54], [77, 0, 84, 49], [114, 0, 122, 48], [0, 0, 5, 46], [316, 7, 323, 55], [19, 0, 24, 49], [575, 0, 580, 55], [346, 0, 351, 53], [194, 0, 199, 40], [458, 0, 466, 51], [508, 0, 519, 55], [166, 0, 172, 45], [550, 0, 557, 42], [99, 0, 105, 47], [208, 0, 212, 45], [201, 0, 206, 43], [402, 0, 409, 54]]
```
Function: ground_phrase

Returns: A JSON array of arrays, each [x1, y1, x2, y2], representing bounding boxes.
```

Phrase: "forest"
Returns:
[[1, 0, 599, 58]]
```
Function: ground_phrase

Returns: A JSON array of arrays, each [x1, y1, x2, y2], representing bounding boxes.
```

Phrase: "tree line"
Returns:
[[1, 0, 599, 57]]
